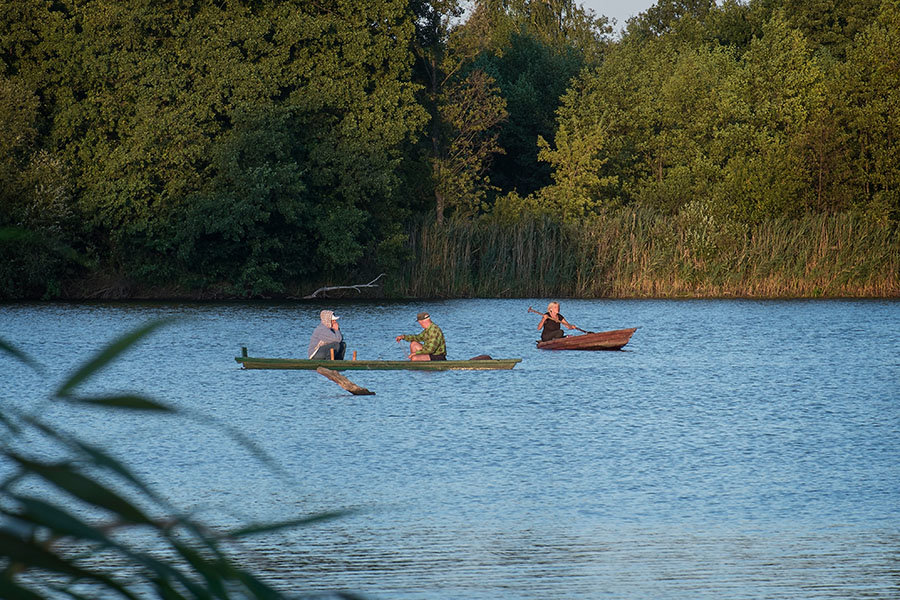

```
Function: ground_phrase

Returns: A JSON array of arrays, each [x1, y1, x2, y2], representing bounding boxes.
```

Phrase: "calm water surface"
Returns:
[[2, 299, 899, 598]]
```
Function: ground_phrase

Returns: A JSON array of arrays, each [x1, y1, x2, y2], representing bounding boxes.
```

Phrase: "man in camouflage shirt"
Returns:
[[395, 312, 447, 361]]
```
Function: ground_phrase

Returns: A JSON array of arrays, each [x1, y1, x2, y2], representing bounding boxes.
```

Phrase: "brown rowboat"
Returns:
[[536, 327, 637, 351]]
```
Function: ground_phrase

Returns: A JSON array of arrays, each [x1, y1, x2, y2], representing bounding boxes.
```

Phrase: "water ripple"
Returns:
[[2, 299, 898, 598]]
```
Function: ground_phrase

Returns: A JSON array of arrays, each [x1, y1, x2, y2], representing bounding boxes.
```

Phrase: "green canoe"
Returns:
[[235, 349, 521, 371]]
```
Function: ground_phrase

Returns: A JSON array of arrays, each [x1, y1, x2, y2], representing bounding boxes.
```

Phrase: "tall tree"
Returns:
[[535, 35, 736, 217], [473, 32, 586, 197], [625, 0, 716, 39], [833, 0, 900, 221], [448, 0, 610, 204], [458, 0, 610, 62], [0, 75, 39, 219], [432, 69, 508, 219], [411, 0, 508, 222], [0, 5, 83, 298], [781, 0, 882, 59], [711, 11, 826, 221]]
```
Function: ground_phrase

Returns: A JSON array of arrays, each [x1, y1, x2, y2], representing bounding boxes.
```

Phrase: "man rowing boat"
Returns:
[[536, 301, 576, 342], [395, 312, 447, 361]]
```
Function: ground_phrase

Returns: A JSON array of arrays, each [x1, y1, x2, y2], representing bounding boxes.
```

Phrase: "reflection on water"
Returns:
[[242, 524, 900, 599], [2, 299, 899, 598]]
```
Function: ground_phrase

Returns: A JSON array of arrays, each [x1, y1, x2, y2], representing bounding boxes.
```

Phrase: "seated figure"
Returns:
[[308, 309, 346, 360]]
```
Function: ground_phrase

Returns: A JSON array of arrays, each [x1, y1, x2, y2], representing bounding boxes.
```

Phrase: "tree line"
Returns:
[[1, 0, 897, 299]]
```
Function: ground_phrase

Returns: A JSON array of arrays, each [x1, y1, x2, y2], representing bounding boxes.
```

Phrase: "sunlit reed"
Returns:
[[391, 211, 899, 298]]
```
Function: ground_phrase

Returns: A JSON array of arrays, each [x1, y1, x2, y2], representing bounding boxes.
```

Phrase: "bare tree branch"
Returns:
[[302, 273, 386, 299]]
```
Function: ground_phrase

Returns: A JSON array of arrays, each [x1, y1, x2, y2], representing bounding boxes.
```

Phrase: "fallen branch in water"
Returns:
[[303, 273, 386, 299], [316, 367, 375, 395]]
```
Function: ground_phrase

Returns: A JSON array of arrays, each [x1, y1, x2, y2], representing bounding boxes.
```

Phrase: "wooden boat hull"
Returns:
[[536, 327, 636, 351], [236, 356, 522, 371]]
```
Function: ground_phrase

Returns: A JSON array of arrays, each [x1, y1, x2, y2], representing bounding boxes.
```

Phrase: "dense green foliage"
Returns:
[[1, 0, 897, 299], [1, 0, 426, 296], [523, 0, 899, 223]]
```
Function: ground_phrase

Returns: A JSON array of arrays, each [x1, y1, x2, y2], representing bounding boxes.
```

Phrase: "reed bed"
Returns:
[[392, 211, 900, 298]]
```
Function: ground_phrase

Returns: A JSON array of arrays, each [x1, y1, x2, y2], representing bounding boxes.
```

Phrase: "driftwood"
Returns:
[[304, 273, 385, 299], [316, 367, 375, 395]]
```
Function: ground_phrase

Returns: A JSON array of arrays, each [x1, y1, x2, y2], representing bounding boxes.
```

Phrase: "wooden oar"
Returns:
[[527, 306, 592, 334]]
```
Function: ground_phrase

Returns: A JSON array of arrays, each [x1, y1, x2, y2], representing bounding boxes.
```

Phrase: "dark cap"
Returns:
[[416, 312, 430, 321]]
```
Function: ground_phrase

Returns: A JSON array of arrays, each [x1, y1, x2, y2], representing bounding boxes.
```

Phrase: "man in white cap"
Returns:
[[307, 309, 345, 359]]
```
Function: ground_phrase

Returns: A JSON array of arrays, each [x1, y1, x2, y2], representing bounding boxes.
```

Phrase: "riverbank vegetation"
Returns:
[[396, 210, 900, 297], [1, 0, 898, 300]]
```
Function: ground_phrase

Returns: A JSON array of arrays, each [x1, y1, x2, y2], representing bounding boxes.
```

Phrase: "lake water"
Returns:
[[2, 299, 899, 598]]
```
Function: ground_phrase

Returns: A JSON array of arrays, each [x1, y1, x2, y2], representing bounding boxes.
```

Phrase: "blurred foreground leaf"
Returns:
[[8, 454, 154, 525], [56, 319, 176, 398], [1, 321, 359, 598], [228, 511, 350, 538], [0, 531, 138, 599], [9, 494, 112, 543], [0, 338, 43, 374], [65, 394, 174, 412]]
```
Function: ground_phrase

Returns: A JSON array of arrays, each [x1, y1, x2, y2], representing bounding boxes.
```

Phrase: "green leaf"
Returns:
[[0, 575, 44, 600], [170, 542, 228, 598], [118, 549, 206, 599], [56, 319, 176, 398], [230, 568, 285, 600], [0, 531, 137, 599], [64, 395, 174, 412], [0, 337, 43, 374], [149, 575, 190, 600], [13, 432, 222, 572], [4, 494, 208, 599], [8, 455, 153, 525], [227, 510, 349, 538], [8, 495, 111, 544]]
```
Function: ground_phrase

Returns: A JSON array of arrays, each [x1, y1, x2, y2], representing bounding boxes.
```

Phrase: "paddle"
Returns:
[[527, 306, 592, 334]]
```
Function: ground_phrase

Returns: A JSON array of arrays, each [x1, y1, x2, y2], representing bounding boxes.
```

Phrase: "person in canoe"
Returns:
[[537, 301, 576, 342], [395, 312, 447, 361], [308, 309, 346, 360]]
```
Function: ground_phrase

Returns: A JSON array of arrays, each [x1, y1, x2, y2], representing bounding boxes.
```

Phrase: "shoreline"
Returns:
[[6, 281, 898, 303]]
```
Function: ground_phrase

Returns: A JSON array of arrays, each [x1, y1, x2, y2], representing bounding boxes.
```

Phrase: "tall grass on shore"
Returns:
[[392, 210, 900, 298]]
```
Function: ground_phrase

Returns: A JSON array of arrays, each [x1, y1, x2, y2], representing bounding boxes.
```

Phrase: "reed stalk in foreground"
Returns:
[[0, 323, 352, 599], [391, 211, 900, 298]]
